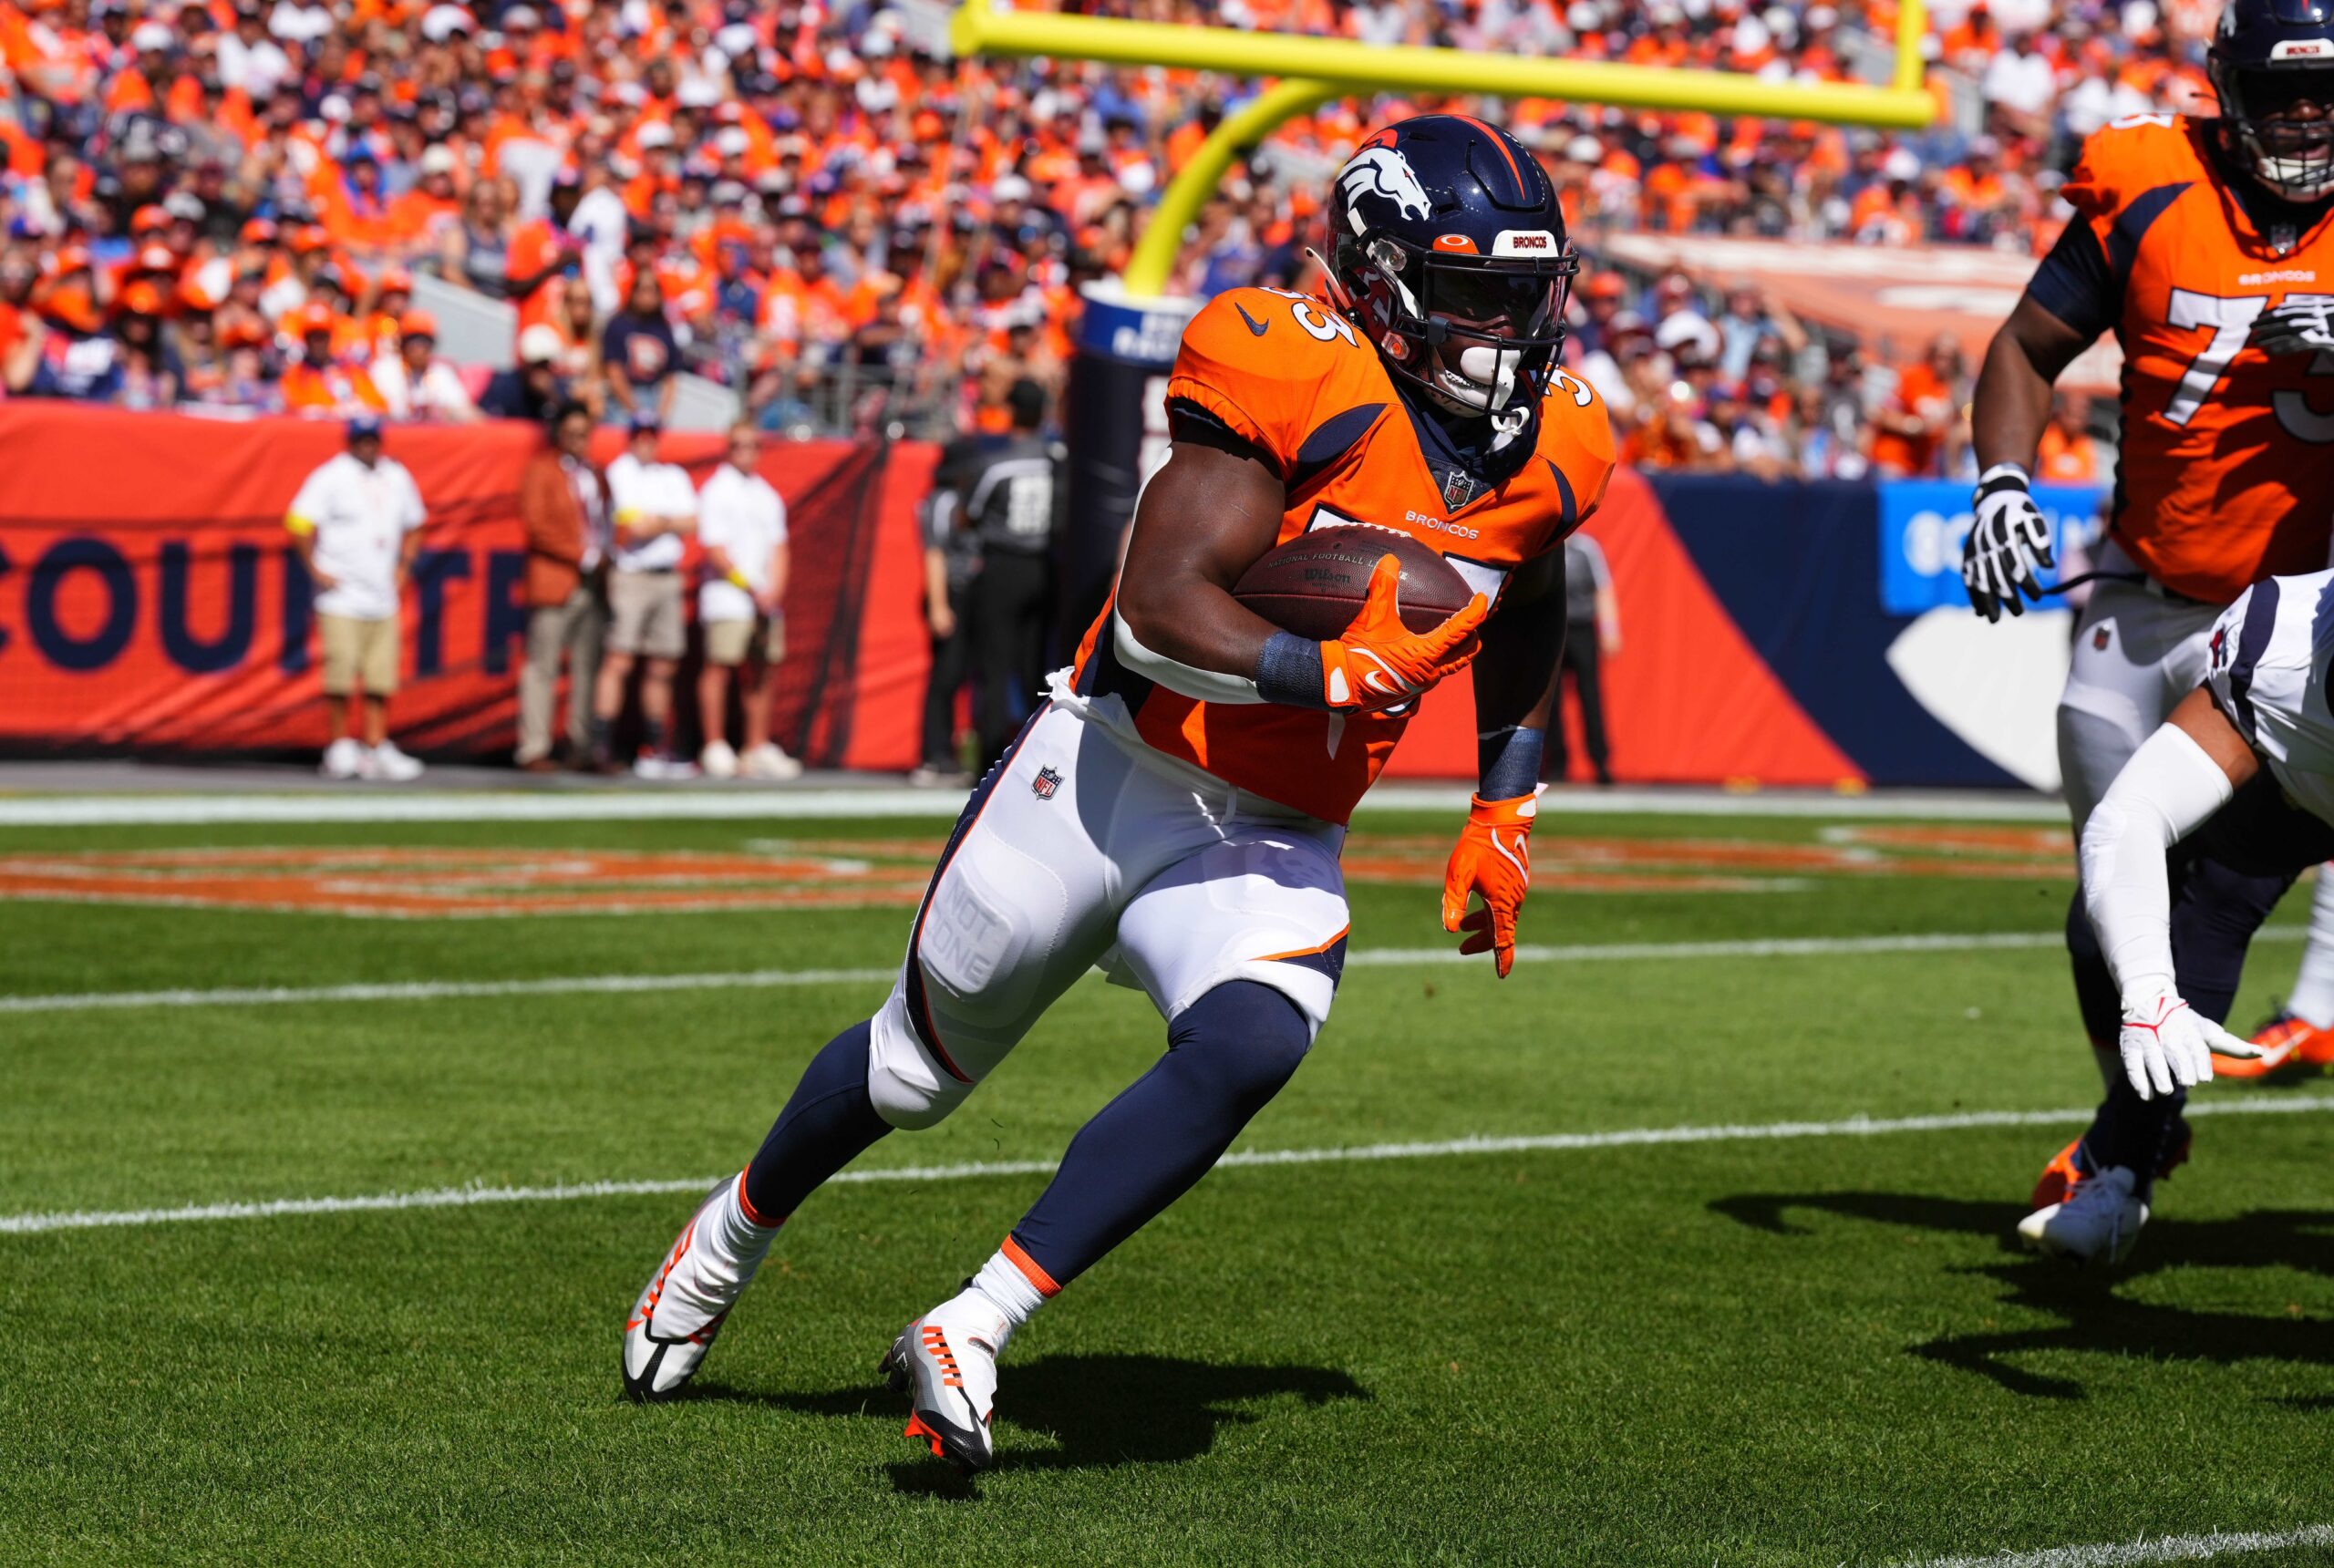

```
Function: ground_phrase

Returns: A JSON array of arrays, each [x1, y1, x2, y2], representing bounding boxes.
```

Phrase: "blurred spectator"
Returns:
[[515, 400, 610, 773], [1871, 333, 1972, 479], [597, 413, 697, 777], [479, 325, 570, 423], [285, 416, 426, 782], [370, 311, 479, 422], [603, 270, 681, 425], [2038, 394, 2105, 483], [694, 422, 800, 781]]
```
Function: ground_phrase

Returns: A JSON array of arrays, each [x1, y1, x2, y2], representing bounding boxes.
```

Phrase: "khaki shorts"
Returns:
[[703, 614, 785, 667], [607, 570, 686, 660], [319, 613, 398, 696]]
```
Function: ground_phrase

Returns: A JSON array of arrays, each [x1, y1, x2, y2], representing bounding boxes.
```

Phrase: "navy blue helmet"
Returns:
[[2211, 0, 2334, 201], [1322, 113, 1578, 417]]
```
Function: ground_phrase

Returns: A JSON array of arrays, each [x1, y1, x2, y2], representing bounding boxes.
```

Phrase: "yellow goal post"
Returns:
[[951, 0, 1935, 297]]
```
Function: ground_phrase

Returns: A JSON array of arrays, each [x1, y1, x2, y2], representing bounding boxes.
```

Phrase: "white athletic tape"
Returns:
[[1904, 1523, 2334, 1568], [4, 1094, 2329, 1236], [11, 926, 2247, 1015]]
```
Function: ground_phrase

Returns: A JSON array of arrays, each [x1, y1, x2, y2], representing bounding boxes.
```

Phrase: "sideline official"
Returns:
[[285, 415, 427, 781], [960, 378, 1063, 769]]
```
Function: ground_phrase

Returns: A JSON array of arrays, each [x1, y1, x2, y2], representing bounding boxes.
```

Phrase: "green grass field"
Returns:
[[7, 801, 2334, 1566]]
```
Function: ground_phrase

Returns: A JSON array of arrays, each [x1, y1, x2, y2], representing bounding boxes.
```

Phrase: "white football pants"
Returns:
[[863, 701, 1352, 1130]]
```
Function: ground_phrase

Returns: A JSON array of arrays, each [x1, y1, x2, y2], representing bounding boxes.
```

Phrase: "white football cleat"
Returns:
[[363, 740, 424, 782], [742, 742, 802, 781], [624, 1183, 740, 1403], [699, 739, 738, 779], [881, 1289, 1008, 1472], [320, 737, 365, 779], [2018, 1163, 2148, 1264]]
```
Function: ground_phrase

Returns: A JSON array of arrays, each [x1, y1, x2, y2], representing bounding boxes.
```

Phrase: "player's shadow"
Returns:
[[703, 1353, 1370, 1493], [1709, 1191, 2334, 1400]]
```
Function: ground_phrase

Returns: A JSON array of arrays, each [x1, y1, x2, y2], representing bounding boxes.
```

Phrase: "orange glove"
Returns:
[[1441, 790, 1537, 978], [1318, 556, 1488, 712]]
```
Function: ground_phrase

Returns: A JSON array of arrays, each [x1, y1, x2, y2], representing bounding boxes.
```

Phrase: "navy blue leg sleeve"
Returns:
[[1009, 982, 1313, 1289], [740, 1020, 893, 1223]]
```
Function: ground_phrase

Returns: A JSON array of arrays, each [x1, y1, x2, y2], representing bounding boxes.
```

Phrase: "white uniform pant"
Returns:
[[864, 701, 1352, 1130], [2057, 556, 2221, 830]]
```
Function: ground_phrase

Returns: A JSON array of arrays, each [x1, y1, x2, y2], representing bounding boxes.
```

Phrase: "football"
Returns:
[[1232, 524, 1476, 639]]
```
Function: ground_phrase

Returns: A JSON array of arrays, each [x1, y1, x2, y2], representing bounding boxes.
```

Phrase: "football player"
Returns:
[[620, 115, 1614, 1468], [1964, 0, 2334, 1247], [2025, 570, 2334, 1261]]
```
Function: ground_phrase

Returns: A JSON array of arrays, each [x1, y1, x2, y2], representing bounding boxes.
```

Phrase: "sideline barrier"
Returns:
[[0, 403, 2093, 788], [0, 405, 934, 769]]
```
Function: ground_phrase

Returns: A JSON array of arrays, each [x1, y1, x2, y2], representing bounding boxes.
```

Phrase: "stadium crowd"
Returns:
[[0, 0, 2196, 475]]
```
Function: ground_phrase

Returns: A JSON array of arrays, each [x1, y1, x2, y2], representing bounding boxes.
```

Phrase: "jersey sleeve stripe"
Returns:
[[2226, 576, 2283, 746], [1287, 404, 1386, 492]]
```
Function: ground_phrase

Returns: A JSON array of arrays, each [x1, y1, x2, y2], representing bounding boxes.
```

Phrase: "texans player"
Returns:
[[2031, 568, 2334, 1262], [1965, 0, 2334, 1259], [620, 115, 1614, 1467]]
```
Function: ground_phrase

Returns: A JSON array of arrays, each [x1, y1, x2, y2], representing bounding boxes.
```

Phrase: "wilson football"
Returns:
[[1232, 524, 1475, 639]]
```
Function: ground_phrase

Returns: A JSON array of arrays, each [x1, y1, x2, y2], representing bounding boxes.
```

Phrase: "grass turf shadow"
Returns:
[[1709, 1191, 2334, 1400], [696, 1353, 1369, 1491]]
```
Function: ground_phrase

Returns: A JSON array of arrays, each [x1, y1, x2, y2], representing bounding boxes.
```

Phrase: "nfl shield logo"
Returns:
[[1031, 766, 1063, 800], [1442, 468, 1477, 511], [2092, 626, 2112, 651]]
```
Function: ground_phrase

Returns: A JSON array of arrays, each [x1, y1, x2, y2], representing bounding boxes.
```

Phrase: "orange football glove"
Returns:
[[1441, 790, 1537, 978], [1318, 556, 1488, 713]]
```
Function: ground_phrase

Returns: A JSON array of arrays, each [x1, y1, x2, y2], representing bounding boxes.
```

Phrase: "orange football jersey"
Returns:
[[2052, 115, 2334, 602], [1066, 285, 1616, 825]]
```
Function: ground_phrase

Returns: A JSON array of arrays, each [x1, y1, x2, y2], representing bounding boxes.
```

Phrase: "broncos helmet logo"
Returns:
[[1337, 146, 1433, 230]]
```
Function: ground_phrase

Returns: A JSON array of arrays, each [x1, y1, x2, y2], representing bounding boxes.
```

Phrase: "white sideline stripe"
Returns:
[[0, 784, 2069, 828], [1905, 1523, 2334, 1568], [5, 926, 2246, 1016], [5, 1095, 2332, 1237]]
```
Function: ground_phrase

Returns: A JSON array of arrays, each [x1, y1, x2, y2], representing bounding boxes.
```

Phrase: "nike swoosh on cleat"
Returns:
[[1234, 302, 1271, 336]]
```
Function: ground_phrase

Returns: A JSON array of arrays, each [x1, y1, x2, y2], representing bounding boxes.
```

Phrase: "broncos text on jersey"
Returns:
[[2039, 114, 2334, 603], [1064, 284, 1616, 825]]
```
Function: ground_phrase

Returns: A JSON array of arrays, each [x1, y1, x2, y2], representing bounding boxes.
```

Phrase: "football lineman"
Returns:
[[2025, 571, 2334, 1261], [620, 115, 1616, 1469], [1966, 0, 2334, 1243]]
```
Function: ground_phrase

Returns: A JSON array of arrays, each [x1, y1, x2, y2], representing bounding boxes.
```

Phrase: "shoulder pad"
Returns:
[[2064, 115, 2208, 222], [1170, 288, 1374, 469]]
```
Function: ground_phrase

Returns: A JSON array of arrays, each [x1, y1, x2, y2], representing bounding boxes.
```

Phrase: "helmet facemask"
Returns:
[[2214, 57, 2334, 201], [1348, 232, 1575, 415]]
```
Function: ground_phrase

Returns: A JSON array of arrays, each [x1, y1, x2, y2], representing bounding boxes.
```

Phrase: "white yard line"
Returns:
[[3, 926, 2220, 1015], [0, 784, 2069, 828], [4, 1095, 2329, 1237], [1905, 1523, 2334, 1568]]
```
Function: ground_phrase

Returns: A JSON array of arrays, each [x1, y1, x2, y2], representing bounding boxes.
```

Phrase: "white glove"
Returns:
[[1962, 463, 2053, 623], [2252, 294, 2334, 357], [2117, 985, 2259, 1099]]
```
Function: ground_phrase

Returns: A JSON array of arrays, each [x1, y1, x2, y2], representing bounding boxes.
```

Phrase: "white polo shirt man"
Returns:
[[694, 424, 799, 779], [285, 417, 428, 779], [595, 416, 697, 776]]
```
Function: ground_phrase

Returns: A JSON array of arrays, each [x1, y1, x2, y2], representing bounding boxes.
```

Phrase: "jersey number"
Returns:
[[2165, 287, 2334, 443], [1260, 286, 1359, 347]]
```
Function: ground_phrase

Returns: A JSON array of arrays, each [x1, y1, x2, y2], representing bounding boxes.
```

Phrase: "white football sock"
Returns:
[[658, 1177, 780, 1337], [966, 1244, 1053, 1352], [2285, 872, 2334, 1029]]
